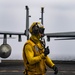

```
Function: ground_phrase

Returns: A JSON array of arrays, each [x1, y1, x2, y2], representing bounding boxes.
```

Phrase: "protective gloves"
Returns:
[[52, 65, 58, 74], [44, 46, 50, 56]]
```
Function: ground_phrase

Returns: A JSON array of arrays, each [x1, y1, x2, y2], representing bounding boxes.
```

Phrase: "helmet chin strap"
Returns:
[[39, 33, 44, 38], [41, 34, 45, 37]]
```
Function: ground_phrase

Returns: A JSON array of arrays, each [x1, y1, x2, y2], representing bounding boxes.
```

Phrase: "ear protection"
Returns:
[[32, 24, 39, 34]]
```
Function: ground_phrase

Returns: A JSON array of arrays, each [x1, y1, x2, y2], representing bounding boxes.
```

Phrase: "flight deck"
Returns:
[[0, 60, 75, 75]]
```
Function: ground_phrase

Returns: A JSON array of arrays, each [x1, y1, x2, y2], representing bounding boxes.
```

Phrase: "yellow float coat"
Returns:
[[23, 35, 55, 75]]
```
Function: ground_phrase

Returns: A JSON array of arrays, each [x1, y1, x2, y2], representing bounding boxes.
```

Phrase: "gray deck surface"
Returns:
[[0, 60, 75, 75]]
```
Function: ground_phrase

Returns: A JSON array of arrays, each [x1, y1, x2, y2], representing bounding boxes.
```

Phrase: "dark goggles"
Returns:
[[39, 28, 45, 34], [32, 24, 45, 35]]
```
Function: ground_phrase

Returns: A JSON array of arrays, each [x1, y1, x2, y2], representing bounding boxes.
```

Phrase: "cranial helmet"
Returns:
[[29, 22, 45, 35]]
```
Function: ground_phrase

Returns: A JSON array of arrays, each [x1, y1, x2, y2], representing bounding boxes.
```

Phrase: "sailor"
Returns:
[[23, 22, 58, 75]]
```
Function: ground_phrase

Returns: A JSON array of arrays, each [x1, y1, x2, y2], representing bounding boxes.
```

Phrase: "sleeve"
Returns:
[[45, 56, 55, 68], [24, 44, 45, 65]]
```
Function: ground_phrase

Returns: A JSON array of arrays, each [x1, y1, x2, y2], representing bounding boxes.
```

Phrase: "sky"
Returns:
[[0, 0, 75, 60]]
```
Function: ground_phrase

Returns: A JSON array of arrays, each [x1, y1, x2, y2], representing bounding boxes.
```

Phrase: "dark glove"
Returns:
[[52, 65, 58, 74], [44, 46, 50, 56]]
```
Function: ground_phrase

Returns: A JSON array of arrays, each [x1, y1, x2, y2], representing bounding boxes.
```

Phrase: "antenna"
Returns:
[[39, 7, 44, 25], [25, 6, 31, 40]]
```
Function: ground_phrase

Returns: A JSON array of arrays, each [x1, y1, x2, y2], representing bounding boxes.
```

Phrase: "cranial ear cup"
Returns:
[[32, 25, 39, 34]]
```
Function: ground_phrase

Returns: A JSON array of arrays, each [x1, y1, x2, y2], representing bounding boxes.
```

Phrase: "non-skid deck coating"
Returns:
[[0, 60, 75, 75]]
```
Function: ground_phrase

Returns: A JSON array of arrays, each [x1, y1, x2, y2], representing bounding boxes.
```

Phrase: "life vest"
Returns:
[[23, 39, 47, 75]]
